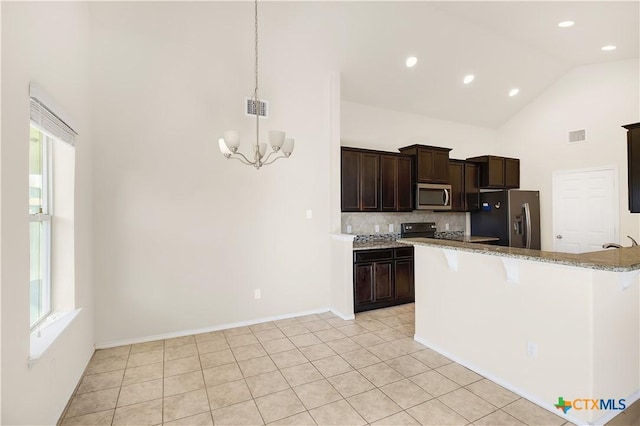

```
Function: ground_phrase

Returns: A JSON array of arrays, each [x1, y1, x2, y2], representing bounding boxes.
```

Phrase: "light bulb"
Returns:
[[406, 56, 418, 68]]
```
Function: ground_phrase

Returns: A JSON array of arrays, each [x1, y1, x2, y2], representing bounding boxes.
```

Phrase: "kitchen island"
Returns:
[[397, 237, 640, 425]]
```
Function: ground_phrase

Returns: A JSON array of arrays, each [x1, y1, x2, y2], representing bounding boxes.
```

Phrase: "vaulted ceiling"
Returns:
[[329, 1, 639, 128]]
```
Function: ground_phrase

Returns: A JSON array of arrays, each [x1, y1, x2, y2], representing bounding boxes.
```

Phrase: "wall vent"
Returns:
[[245, 97, 269, 118], [568, 129, 586, 143]]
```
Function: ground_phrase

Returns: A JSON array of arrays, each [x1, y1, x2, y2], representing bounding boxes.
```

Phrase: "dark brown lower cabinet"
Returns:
[[353, 247, 414, 313]]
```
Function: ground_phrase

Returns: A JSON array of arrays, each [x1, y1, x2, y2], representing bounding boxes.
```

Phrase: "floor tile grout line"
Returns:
[[193, 332, 214, 425], [109, 344, 132, 425]]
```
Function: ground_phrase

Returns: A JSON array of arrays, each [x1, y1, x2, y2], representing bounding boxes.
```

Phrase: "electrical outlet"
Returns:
[[526, 341, 538, 357], [389, 224, 394, 233], [445, 223, 450, 231], [374, 225, 380, 233], [346, 225, 352, 234], [254, 289, 261, 300], [306, 210, 312, 219]]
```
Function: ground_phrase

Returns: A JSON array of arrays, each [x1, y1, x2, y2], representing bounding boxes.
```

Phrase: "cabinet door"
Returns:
[[374, 262, 393, 302], [380, 155, 398, 211], [417, 149, 434, 183], [432, 151, 450, 183], [504, 158, 520, 188], [341, 150, 361, 211], [354, 263, 374, 307], [394, 259, 414, 301], [630, 128, 640, 212], [361, 153, 380, 211], [448, 161, 464, 211], [464, 162, 480, 211], [397, 156, 413, 211], [487, 157, 505, 187]]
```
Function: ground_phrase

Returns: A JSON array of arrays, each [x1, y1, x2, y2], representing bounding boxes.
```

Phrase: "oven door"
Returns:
[[416, 184, 451, 210]]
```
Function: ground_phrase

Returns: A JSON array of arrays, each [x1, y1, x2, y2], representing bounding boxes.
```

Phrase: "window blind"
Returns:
[[29, 82, 78, 146], [30, 98, 77, 146]]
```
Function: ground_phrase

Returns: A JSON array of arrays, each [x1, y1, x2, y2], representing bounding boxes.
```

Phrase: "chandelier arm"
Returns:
[[261, 150, 278, 164], [229, 152, 255, 166], [261, 153, 287, 166]]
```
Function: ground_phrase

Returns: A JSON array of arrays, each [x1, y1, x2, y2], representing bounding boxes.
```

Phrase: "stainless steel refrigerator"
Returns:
[[471, 190, 541, 250]]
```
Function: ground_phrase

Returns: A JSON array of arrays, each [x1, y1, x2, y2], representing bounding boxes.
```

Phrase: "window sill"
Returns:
[[28, 308, 81, 367]]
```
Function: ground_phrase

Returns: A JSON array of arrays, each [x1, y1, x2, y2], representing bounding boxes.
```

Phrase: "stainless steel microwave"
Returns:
[[416, 183, 452, 210]]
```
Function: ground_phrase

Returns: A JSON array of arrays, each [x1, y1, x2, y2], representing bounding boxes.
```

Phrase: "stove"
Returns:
[[400, 222, 437, 238]]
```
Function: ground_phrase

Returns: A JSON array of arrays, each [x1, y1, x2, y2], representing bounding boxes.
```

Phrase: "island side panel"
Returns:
[[413, 245, 594, 424], [591, 269, 639, 423]]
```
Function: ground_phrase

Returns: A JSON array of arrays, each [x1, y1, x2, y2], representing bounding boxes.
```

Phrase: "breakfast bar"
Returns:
[[397, 238, 640, 425]]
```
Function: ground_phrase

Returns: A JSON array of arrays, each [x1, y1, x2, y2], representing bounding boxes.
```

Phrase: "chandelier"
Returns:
[[218, 0, 294, 169]]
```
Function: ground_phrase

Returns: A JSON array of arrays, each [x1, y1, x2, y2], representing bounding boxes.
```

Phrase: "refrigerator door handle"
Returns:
[[523, 202, 532, 249]]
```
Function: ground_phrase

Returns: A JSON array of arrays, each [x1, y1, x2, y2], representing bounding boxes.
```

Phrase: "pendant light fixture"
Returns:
[[218, 0, 294, 169]]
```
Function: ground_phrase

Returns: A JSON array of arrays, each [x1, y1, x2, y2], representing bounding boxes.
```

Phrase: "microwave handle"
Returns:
[[443, 189, 450, 206]]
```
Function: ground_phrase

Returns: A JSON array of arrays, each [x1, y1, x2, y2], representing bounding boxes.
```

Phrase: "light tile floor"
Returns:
[[58, 304, 637, 425]]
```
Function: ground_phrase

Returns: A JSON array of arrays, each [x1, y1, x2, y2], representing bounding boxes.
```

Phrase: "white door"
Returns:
[[552, 168, 617, 253]]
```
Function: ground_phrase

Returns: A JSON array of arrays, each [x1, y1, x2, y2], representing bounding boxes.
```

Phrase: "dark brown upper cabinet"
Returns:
[[449, 160, 480, 212], [341, 147, 412, 212], [448, 160, 465, 211], [341, 148, 380, 212], [466, 155, 520, 189], [623, 123, 640, 213], [399, 145, 452, 184], [464, 162, 480, 211], [380, 154, 413, 212]]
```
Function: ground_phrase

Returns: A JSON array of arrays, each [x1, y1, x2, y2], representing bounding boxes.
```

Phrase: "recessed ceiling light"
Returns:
[[406, 56, 418, 68], [601, 45, 617, 51], [509, 88, 520, 97], [558, 21, 574, 28], [463, 75, 475, 84]]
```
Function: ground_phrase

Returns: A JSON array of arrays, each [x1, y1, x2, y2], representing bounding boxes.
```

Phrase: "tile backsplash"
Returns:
[[342, 212, 467, 235]]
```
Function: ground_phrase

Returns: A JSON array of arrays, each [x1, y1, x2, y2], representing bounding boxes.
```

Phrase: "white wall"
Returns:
[[1, 2, 94, 425], [341, 100, 501, 159], [498, 59, 640, 250], [90, 2, 335, 346]]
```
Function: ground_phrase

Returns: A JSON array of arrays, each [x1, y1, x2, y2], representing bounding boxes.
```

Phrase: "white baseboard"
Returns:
[[413, 335, 638, 426], [96, 307, 335, 349], [330, 308, 355, 321]]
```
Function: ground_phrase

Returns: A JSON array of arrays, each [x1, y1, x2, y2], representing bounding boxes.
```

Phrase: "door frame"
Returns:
[[552, 165, 619, 252]]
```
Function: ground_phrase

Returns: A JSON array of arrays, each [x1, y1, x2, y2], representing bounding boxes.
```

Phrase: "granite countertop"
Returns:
[[352, 235, 498, 250], [352, 240, 411, 250], [397, 237, 640, 272]]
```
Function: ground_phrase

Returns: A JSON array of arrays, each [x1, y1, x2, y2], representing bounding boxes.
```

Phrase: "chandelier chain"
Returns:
[[254, 0, 260, 157]]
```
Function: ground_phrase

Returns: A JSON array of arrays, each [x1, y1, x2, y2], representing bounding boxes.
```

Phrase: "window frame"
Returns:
[[29, 127, 53, 330]]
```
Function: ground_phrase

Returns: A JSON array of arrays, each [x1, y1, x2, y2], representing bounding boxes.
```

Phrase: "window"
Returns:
[[28, 83, 78, 333], [29, 126, 52, 328]]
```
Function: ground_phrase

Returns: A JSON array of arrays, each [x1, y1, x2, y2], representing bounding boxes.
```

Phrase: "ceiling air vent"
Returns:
[[245, 97, 269, 118], [568, 129, 586, 143]]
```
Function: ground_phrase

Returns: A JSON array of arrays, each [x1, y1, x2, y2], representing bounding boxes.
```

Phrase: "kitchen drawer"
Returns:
[[354, 249, 394, 263], [394, 247, 414, 258]]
